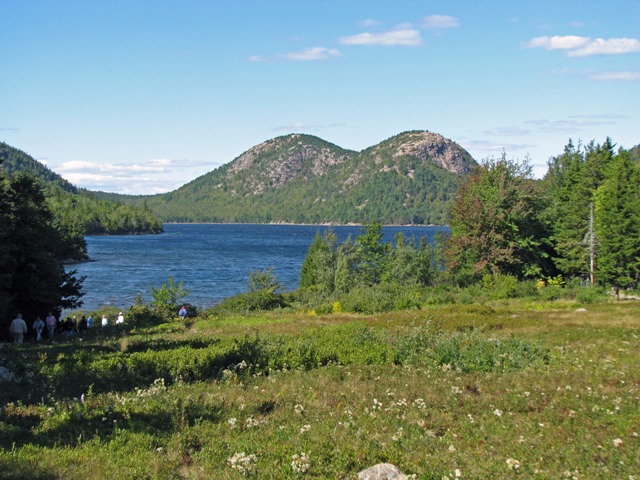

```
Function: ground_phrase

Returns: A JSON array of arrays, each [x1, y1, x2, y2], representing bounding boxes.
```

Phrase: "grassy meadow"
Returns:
[[1, 299, 639, 479]]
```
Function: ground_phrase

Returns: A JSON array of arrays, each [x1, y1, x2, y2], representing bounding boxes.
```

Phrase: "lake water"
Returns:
[[67, 224, 446, 312]]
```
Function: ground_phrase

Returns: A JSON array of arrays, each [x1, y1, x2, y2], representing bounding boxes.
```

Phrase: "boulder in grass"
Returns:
[[358, 463, 411, 480]]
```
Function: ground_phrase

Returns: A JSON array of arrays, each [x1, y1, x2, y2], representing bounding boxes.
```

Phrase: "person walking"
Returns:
[[10, 314, 28, 344], [33, 317, 45, 342], [45, 312, 57, 339]]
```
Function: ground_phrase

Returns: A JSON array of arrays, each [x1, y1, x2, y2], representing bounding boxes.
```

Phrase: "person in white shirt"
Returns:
[[10, 314, 28, 344]]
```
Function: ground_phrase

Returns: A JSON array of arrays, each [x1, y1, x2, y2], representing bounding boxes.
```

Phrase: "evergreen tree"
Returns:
[[545, 141, 593, 276], [355, 223, 390, 285], [299, 229, 338, 293], [0, 168, 85, 338], [594, 150, 640, 294]]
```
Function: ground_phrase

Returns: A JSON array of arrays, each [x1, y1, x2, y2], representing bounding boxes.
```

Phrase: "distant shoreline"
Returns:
[[161, 221, 447, 227]]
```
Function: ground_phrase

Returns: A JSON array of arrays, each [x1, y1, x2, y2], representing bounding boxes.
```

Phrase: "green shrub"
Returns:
[[395, 324, 549, 373], [574, 286, 607, 304], [538, 284, 564, 301], [125, 305, 164, 328], [207, 290, 288, 316]]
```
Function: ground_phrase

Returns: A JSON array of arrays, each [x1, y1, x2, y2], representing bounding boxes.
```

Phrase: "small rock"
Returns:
[[358, 463, 409, 480], [575, 308, 588, 312]]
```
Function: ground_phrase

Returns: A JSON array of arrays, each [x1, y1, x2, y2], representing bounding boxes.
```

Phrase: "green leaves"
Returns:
[[445, 155, 553, 283]]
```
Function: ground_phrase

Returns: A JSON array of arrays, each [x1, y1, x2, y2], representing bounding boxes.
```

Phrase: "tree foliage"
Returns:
[[445, 155, 555, 284], [0, 167, 85, 338], [299, 224, 438, 298], [594, 150, 640, 292], [543, 138, 640, 289]]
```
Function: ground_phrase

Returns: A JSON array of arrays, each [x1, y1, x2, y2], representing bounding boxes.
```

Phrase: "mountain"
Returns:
[[0, 142, 163, 235], [116, 131, 478, 225]]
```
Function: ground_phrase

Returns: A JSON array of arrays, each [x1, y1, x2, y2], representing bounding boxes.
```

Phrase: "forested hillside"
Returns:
[[110, 131, 477, 225], [0, 142, 162, 235], [629, 143, 640, 164]]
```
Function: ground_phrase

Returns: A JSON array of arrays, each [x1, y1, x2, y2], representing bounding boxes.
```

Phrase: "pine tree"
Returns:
[[0, 169, 85, 338], [594, 150, 640, 295]]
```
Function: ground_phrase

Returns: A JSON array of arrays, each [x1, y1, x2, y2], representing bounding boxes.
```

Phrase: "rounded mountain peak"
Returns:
[[370, 130, 477, 175]]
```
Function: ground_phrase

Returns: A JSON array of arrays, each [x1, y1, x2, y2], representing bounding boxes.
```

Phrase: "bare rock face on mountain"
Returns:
[[369, 131, 476, 175], [227, 134, 352, 192]]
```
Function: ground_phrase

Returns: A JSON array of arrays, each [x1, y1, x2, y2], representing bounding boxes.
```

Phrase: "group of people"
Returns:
[[8, 310, 127, 344]]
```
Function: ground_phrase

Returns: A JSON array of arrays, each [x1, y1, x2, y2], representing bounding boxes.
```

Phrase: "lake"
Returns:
[[67, 223, 447, 312]]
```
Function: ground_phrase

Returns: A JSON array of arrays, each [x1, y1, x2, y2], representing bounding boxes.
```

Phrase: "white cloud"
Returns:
[[526, 35, 590, 51], [421, 15, 459, 29], [525, 114, 625, 133], [569, 37, 640, 57], [588, 71, 640, 81], [272, 122, 347, 132], [247, 55, 266, 62], [526, 35, 640, 57], [57, 160, 99, 172], [51, 157, 221, 194], [281, 47, 341, 61], [339, 28, 422, 47], [359, 19, 381, 28], [481, 126, 532, 137]]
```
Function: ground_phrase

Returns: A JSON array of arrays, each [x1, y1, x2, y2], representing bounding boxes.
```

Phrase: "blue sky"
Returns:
[[2, 1, 639, 194]]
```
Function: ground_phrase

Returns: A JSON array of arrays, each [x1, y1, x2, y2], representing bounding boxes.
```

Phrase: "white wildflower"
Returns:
[[227, 452, 257, 476], [506, 458, 521, 470], [291, 452, 310, 474]]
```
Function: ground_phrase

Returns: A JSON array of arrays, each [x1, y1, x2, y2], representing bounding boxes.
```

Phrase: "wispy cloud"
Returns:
[[481, 126, 532, 137], [526, 35, 640, 57], [0, 127, 20, 133], [462, 139, 536, 152], [420, 15, 459, 29], [272, 122, 346, 132], [281, 47, 341, 61], [359, 19, 381, 28], [525, 113, 626, 133], [588, 71, 640, 81], [339, 28, 422, 47]]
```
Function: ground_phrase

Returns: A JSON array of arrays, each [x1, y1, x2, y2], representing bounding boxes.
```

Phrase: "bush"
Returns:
[[125, 305, 164, 328], [574, 286, 607, 304], [339, 285, 396, 314], [537, 285, 564, 301], [207, 290, 288, 316]]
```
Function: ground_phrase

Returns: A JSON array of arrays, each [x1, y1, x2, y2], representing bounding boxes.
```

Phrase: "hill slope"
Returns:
[[0, 142, 163, 235], [118, 131, 477, 225]]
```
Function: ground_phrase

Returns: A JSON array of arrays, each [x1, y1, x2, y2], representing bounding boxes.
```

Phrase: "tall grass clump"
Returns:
[[395, 323, 550, 373]]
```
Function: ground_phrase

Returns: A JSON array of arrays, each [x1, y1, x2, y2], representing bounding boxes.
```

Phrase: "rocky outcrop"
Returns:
[[370, 131, 476, 175]]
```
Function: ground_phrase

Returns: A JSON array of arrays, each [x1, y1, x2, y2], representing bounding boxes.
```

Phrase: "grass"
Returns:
[[1, 299, 639, 479]]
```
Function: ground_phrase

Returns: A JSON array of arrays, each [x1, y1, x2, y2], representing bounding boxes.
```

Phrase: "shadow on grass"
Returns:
[[0, 460, 58, 480], [1, 400, 225, 450]]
